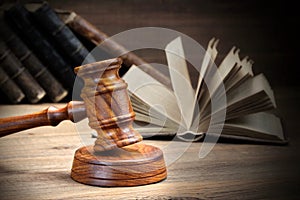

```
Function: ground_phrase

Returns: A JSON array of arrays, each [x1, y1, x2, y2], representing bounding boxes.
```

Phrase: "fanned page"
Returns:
[[199, 46, 253, 105], [122, 37, 285, 143], [195, 38, 219, 103], [122, 65, 182, 131], [165, 37, 195, 130], [199, 73, 276, 126]]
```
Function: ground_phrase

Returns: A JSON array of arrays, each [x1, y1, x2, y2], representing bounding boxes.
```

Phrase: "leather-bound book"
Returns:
[[26, 2, 95, 67], [0, 67, 25, 104], [0, 18, 68, 102], [4, 3, 76, 90], [0, 41, 45, 103]]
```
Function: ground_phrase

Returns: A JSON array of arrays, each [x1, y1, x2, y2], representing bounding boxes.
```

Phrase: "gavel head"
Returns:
[[74, 58, 142, 152]]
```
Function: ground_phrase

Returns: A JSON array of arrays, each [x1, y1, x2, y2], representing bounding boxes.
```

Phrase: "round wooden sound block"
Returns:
[[71, 143, 167, 187]]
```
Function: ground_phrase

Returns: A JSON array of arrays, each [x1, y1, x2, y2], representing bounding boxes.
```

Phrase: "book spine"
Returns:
[[0, 42, 46, 103], [0, 67, 25, 104], [4, 3, 76, 90], [30, 2, 95, 66], [0, 22, 68, 102]]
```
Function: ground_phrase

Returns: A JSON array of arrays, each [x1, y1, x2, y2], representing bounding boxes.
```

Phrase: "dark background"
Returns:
[[47, 0, 299, 87]]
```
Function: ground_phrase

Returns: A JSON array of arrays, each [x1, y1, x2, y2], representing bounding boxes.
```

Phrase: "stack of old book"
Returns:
[[0, 1, 166, 104], [0, 1, 96, 103]]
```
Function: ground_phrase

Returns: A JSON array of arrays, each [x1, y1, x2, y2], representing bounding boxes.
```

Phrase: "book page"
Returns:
[[223, 112, 285, 142], [226, 73, 276, 108], [223, 56, 254, 92], [199, 73, 276, 125], [195, 38, 219, 102], [123, 65, 182, 125], [165, 37, 195, 129], [218, 46, 242, 80], [201, 46, 243, 105]]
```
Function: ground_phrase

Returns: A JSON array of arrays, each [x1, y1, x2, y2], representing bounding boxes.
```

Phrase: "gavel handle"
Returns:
[[0, 101, 86, 138]]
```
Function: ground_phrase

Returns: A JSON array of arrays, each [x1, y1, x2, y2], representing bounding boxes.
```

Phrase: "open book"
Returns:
[[123, 37, 286, 144]]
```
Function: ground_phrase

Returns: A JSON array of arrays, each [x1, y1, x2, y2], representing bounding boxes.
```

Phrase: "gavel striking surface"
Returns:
[[71, 144, 167, 186]]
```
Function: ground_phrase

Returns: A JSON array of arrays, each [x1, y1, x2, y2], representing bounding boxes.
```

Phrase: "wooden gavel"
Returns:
[[0, 58, 167, 187], [0, 58, 142, 151]]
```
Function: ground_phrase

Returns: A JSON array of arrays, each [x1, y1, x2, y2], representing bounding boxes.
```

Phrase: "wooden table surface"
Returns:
[[0, 87, 299, 200]]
